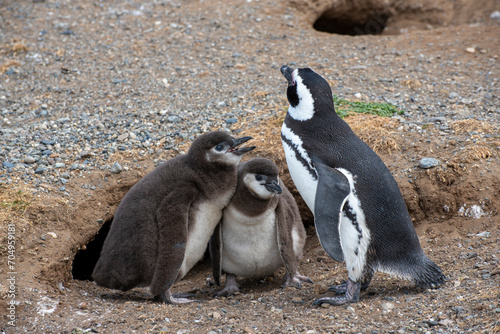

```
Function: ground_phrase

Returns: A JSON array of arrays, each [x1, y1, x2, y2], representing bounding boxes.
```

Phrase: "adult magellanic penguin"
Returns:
[[210, 157, 311, 296], [279, 65, 445, 305], [92, 131, 255, 304]]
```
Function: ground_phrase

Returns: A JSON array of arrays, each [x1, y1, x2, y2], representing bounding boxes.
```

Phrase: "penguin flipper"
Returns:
[[209, 221, 222, 287], [150, 186, 197, 297], [313, 159, 350, 263]]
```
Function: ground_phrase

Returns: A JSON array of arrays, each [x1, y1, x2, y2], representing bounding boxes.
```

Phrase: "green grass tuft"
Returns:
[[333, 95, 403, 118]]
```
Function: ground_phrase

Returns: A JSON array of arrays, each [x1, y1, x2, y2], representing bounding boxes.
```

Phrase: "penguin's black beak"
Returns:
[[264, 180, 282, 194], [228, 136, 256, 156], [280, 65, 295, 86]]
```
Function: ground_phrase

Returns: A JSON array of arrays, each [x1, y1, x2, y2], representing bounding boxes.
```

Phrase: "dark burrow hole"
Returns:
[[313, 13, 390, 36], [72, 219, 112, 281]]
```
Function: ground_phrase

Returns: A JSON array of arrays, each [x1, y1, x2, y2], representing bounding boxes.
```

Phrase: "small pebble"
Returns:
[[110, 162, 124, 174], [2, 161, 14, 168], [381, 302, 394, 312], [418, 157, 439, 169], [24, 156, 37, 164], [117, 133, 129, 141], [47, 232, 57, 238], [35, 166, 46, 174]]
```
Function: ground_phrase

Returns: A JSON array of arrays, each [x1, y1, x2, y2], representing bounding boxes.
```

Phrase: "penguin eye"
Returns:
[[215, 145, 224, 152], [255, 174, 263, 181]]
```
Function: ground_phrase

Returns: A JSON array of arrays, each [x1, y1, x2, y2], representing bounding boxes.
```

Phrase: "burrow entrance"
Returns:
[[310, 0, 498, 35], [72, 219, 112, 281], [313, 12, 390, 36]]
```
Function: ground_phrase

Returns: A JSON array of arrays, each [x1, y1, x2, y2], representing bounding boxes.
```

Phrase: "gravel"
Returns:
[[1, 0, 498, 193]]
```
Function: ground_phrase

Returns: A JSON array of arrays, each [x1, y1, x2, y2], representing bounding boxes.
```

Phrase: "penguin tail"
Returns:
[[413, 255, 446, 290]]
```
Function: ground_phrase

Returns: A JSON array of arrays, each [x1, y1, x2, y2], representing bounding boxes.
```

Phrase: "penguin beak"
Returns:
[[280, 65, 295, 86], [228, 136, 256, 156], [264, 180, 282, 194]]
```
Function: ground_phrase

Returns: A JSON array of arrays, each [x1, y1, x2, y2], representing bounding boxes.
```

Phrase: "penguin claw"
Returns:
[[312, 296, 352, 306], [282, 274, 313, 289], [160, 290, 200, 304], [214, 286, 242, 297], [328, 281, 348, 294], [314, 278, 361, 306]]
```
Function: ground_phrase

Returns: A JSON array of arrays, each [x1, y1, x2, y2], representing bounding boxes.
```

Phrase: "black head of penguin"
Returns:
[[187, 131, 256, 169], [280, 65, 336, 117]]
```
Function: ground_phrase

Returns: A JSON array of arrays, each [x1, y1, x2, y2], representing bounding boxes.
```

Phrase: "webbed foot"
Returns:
[[313, 278, 361, 306], [215, 274, 241, 297]]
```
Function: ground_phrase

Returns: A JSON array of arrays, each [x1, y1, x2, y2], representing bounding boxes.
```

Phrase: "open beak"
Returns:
[[264, 180, 282, 194], [227, 136, 256, 156], [280, 65, 295, 86]]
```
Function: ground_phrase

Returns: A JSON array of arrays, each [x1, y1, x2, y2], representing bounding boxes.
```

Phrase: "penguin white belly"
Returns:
[[281, 124, 318, 212], [221, 206, 282, 278], [178, 193, 233, 280], [336, 168, 371, 281]]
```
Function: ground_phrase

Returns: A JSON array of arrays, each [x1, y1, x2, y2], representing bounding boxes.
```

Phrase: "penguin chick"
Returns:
[[92, 131, 255, 304], [210, 157, 312, 296], [279, 65, 445, 305]]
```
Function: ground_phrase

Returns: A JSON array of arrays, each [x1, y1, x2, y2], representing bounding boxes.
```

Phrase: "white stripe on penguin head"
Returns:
[[288, 69, 315, 121]]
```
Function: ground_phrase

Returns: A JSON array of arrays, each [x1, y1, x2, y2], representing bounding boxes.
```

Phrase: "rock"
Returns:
[[314, 282, 329, 294], [35, 166, 46, 174], [490, 10, 500, 21], [54, 163, 65, 168], [78, 151, 94, 159], [41, 139, 55, 145], [438, 319, 453, 326], [110, 162, 124, 174], [428, 117, 447, 124], [117, 133, 129, 141], [291, 297, 304, 304], [2, 161, 15, 168], [225, 118, 238, 124], [418, 157, 439, 169], [465, 47, 476, 53], [24, 156, 37, 164], [211, 311, 221, 319], [47, 232, 57, 238], [381, 302, 394, 312]]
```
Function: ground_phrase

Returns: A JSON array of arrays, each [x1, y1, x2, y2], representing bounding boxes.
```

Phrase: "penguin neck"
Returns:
[[186, 155, 238, 191], [285, 106, 345, 130], [231, 183, 277, 217]]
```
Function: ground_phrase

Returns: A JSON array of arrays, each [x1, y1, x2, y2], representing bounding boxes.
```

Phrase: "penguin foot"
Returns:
[[215, 274, 241, 297], [313, 279, 361, 306], [282, 273, 313, 289], [160, 290, 200, 304], [329, 280, 370, 295]]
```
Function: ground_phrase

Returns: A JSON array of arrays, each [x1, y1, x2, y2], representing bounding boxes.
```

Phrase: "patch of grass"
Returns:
[[0, 185, 32, 213], [333, 95, 403, 118]]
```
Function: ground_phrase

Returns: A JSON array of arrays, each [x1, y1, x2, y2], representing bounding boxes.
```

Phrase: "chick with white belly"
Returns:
[[210, 157, 312, 296]]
